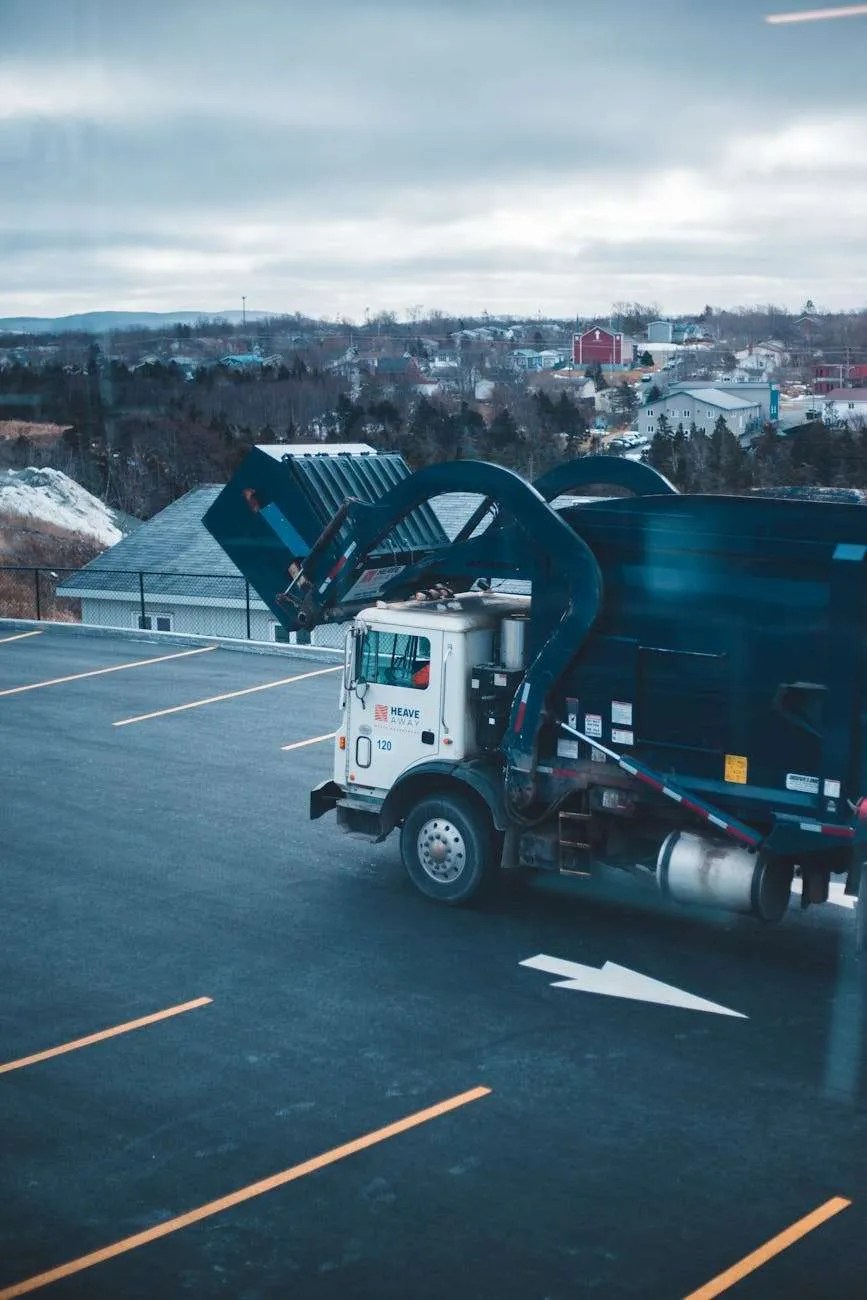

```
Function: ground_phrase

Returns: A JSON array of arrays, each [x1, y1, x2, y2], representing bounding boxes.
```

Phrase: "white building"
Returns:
[[822, 389, 867, 425], [638, 388, 762, 440], [647, 320, 674, 343], [734, 341, 788, 377]]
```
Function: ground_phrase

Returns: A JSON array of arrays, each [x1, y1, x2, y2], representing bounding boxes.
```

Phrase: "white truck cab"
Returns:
[[336, 592, 530, 798]]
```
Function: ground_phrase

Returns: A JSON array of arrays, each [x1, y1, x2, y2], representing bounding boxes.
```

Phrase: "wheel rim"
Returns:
[[417, 818, 467, 884]]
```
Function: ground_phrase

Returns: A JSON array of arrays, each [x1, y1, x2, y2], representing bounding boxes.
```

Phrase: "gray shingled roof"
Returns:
[[676, 388, 759, 411], [58, 478, 595, 601], [58, 484, 491, 599], [57, 485, 243, 599]]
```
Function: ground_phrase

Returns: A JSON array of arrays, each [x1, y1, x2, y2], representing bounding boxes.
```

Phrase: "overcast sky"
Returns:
[[1, 0, 865, 320]]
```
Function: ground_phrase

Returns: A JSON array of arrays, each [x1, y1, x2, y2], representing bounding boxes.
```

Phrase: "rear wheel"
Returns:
[[400, 793, 497, 905]]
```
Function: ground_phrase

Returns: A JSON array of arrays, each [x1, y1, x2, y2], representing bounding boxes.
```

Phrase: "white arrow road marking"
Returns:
[[520, 954, 747, 1018], [791, 878, 857, 910]]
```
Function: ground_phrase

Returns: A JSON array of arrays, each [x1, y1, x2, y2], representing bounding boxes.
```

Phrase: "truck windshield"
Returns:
[[359, 631, 431, 690]]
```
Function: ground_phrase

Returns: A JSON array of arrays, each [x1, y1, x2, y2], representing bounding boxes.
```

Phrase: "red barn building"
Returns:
[[572, 326, 635, 368], [814, 363, 867, 395]]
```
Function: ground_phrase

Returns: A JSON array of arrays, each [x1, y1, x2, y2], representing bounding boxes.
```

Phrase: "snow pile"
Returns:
[[0, 468, 125, 547]]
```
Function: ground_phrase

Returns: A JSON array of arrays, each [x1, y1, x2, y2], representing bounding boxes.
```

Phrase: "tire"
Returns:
[[400, 792, 498, 906]]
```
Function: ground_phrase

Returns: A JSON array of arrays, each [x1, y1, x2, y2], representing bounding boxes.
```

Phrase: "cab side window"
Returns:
[[360, 632, 431, 690]]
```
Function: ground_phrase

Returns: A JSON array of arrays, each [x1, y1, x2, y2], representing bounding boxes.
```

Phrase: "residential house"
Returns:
[[734, 341, 788, 377], [219, 351, 266, 370], [813, 363, 867, 395], [429, 351, 460, 371], [55, 485, 283, 642], [376, 355, 422, 381], [510, 348, 564, 373], [638, 388, 762, 441], [647, 321, 674, 343], [671, 323, 711, 345], [572, 327, 635, 368], [822, 389, 867, 425]]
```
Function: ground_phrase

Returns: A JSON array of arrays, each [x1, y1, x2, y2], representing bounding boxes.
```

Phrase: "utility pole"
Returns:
[[242, 296, 247, 329]]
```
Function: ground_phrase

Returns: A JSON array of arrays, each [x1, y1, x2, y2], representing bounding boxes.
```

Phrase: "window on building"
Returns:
[[138, 614, 173, 632]]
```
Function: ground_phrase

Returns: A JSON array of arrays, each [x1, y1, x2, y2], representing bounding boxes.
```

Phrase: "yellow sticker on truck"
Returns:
[[725, 754, 748, 784]]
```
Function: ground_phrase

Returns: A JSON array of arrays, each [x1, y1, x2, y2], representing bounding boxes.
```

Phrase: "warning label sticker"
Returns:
[[724, 754, 748, 785], [611, 700, 633, 726], [786, 772, 820, 795], [584, 714, 602, 738], [345, 565, 406, 601], [611, 728, 634, 747]]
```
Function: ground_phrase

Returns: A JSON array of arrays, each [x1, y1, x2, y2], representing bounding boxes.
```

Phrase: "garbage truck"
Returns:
[[204, 446, 867, 933]]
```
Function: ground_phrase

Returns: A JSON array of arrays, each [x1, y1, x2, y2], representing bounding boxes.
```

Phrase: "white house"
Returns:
[[638, 388, 762, 440], [822, 389, 867, 425], [647, 321, 674, 343], [734, 340, 788, 377]]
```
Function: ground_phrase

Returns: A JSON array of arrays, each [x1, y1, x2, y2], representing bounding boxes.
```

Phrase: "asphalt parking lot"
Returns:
[[1, 625, 866, 1299]]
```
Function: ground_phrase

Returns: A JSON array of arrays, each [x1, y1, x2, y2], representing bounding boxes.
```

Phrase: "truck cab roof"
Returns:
[[360, 591, 530, 632]]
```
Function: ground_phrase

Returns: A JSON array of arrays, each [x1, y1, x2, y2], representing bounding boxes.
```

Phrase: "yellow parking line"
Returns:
[[0, 1085, 491, 1298], [0, 646, 216, 698], [684, 1196, 851, 1299], [281, 731, 337, 752], [113, 665, 341, 727], [0, 998, 212, 1075], [0, 631, 43, 645]]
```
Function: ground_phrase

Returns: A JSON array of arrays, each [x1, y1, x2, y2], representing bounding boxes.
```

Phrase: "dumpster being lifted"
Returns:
[[205, 445, 867, 930]]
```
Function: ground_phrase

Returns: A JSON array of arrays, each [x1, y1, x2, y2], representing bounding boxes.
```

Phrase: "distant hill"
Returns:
[[0, 310, 277, 336]]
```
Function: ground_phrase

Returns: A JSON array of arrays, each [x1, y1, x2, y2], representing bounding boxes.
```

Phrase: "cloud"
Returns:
[[0, 0, 866, 315]]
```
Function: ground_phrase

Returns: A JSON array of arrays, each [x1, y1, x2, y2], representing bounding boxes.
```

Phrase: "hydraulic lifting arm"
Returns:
[[204, 453, 676, 802], [288, 459, 604, 797]]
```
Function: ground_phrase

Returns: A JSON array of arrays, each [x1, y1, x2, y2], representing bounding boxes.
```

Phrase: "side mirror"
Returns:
[[345, 621, 369, 703], [342, 627, 354, 695]]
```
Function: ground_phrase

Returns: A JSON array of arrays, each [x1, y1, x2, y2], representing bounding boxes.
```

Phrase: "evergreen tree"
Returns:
[[709, 415, 749, 491], [555, 391, 586, 441], [334, 392, 365, 441], [479, 408, 520, 465], [610, 380, 638, 427], [648, 414, 674, 478]]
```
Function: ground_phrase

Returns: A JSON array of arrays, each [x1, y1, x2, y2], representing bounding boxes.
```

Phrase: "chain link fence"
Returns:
[[0, 565, 347, 647]]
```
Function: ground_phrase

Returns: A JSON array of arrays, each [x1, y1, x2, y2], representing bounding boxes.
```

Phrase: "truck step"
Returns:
[[558, 809, 592, 851]]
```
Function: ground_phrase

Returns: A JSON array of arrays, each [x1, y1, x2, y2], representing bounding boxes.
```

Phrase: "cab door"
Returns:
[[347, 626, 442, 792]]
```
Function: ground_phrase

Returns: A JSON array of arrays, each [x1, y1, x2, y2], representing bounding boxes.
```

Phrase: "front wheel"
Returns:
[[400, 793, 498, 905]]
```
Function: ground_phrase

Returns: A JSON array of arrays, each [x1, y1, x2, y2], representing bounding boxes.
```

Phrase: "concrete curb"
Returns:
[[0, 617, 343, 664]]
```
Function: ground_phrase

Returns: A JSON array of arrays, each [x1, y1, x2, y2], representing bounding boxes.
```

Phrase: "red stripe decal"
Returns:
[[327, 554, 348, 580], [680, 798, 707, 818], [821, 824, 855, 839], [635, 771, 664, 792], [513, 701, 527, 732]]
